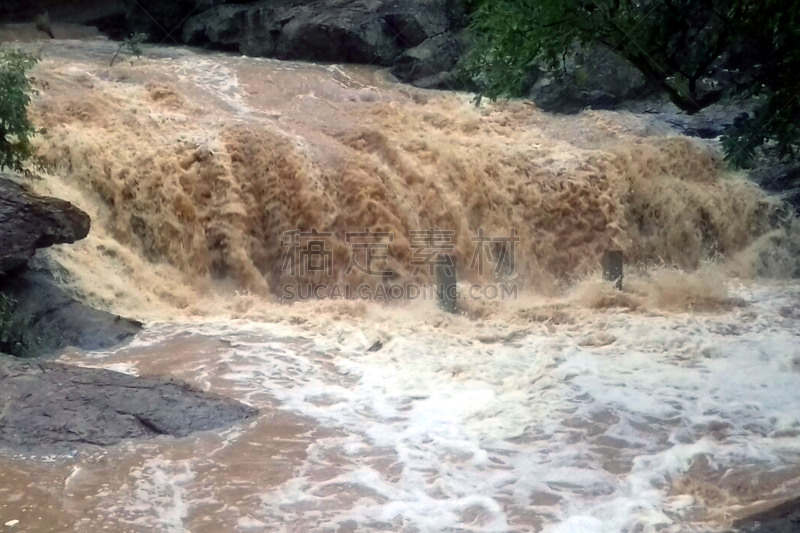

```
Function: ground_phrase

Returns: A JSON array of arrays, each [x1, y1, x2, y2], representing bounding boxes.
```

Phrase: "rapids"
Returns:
[[0, 36, 799, 532]]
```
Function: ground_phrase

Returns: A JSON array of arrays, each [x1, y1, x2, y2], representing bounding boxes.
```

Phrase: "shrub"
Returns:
[[0, 45, 43, 175]]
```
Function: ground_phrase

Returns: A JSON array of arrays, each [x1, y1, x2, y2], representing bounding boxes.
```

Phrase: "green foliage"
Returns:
[[0, 294, 42, 358], [0, 46, 44, 175], [110, 33, 149, 67], [464, 0, 800, 167]]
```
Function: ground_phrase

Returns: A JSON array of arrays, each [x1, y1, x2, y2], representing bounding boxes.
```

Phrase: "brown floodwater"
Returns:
[[0, 29, 799, 532]]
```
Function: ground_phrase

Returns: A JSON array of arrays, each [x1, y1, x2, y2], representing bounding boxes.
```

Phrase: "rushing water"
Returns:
[[0, 33, 799, 532]]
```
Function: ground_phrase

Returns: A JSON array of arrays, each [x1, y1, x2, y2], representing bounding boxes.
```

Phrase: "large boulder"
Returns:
[[125, 0, 230, 42], [0, 177, 90, 276], [390, 31, 465, 89], [528, 44, 653, 113], [0, 356, 257, 451], [274, 2, 402, 65], [0, 271, 142, 356], [183, 2, 285, 56], [183, 0, 466, 71], [379, 0, 464, 48]]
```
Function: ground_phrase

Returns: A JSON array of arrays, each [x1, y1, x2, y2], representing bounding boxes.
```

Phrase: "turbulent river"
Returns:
[[1, 35, 800, 532]]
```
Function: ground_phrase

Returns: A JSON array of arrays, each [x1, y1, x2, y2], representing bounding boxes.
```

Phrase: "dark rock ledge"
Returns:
[[0, 357, 258, 452], [0, 271, 143, 354], [0, 177, 89, 276], [0, 175, 257, 452], [0, 175, 141, 357]]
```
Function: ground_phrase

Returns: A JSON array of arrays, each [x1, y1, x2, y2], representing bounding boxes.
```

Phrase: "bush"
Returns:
[[0, 45, 43, 175]]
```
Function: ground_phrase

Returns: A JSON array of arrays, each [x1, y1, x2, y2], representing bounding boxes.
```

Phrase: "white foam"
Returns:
[[76, 281, 792, 531]]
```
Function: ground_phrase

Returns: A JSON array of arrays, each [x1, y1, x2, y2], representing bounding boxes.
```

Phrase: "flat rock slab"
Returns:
[[0, 358, 257, 452]]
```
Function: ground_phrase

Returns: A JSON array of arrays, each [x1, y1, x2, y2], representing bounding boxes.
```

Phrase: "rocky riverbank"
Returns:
[[0, 175, 139, 358], [0, 176, 257, 451]]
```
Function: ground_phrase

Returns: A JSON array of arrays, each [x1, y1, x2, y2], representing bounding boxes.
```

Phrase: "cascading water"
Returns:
[[1, 37, 799, 533]]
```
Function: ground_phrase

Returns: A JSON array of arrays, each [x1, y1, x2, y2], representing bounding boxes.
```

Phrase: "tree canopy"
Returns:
[[464, 0, 800, 167]]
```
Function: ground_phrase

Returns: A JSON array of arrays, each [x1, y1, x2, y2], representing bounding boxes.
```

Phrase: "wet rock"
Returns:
[[0, 271, 142, 355], [380, 0, 464, 48], [183, 0, 465, 72], [0, 177, 89, 276], [390, 31, 465, 89], [528, 44, 652, 113], [183, 3, 284, 56], [749, 163, 800, 214], [125, 0, 229, 42], [732, 496, 800, 533], [628, 101, 752, 139], [0, 357, 258, 451], [275, 3, 402, 65]]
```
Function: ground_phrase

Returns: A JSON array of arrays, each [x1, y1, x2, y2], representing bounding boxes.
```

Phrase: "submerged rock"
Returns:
[[0, 177, 90, 276], [0, 357, 258, 451], [732, 496, 800, 533]]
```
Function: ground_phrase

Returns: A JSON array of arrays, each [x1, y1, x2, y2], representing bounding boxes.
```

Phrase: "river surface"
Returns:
[[0, 33, 799, 532]]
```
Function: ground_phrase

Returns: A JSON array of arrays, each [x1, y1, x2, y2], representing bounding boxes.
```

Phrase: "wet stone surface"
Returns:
[[0, 357, 258, 452]]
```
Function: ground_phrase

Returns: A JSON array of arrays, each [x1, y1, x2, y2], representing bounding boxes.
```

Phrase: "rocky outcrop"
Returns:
[[0, 177, 90, 276], [0, 177, 141, 357], [182, 0, 466, 78], [0, 357, 257, 451], [390, 31, 465, 89], [527, 44, 653, 113], [0, 272, 142, 355]]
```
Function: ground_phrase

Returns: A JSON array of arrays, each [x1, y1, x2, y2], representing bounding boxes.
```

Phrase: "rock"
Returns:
[[276, 3, 401, 65], [0, 177, 90, 276], [380, 0, 463, 48], [186, 0, 401, 66], [0, 271, 142, 356], [528, 44, 652, 113], [183, 3, 283, 56], [183, 0, 465, 71], [0, 356, 257, 451], [390, 31, 464, 89], [631, 101, 752, 139], [749, 163, 800, 214], [731, 496, 800, 533], [125, 0, 227, 42]]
